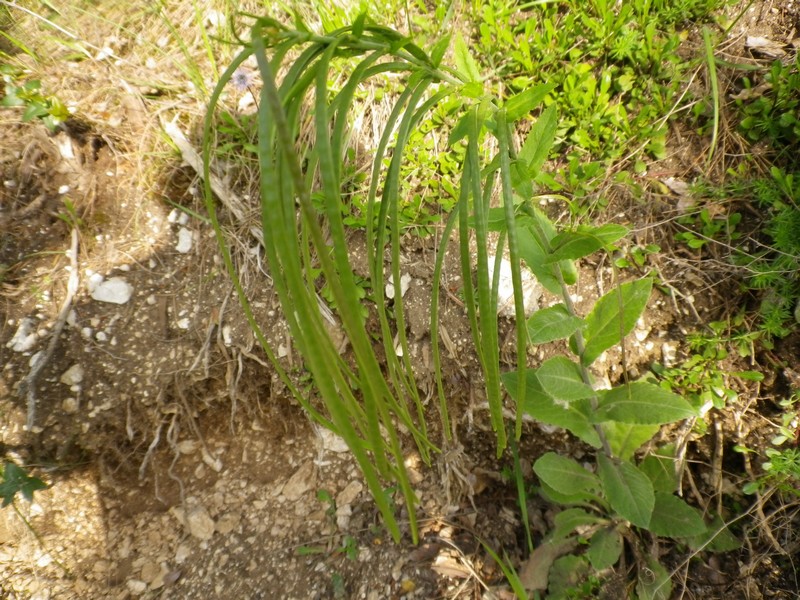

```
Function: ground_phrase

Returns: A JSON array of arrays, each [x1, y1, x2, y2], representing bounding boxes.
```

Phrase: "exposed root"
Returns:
[[19, 228, 79, 432]]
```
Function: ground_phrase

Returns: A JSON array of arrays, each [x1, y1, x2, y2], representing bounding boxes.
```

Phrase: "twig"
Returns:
[[20, 228, 79, 431]]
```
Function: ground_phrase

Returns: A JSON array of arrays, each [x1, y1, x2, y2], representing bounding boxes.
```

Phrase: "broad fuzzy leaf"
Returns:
[[517, 212, 577, 295], [685, 515, 740, 552], [539, 480, 603, 507], [547, 224, 628, 263], [551, 507, 605, 541], [601, 421, 661, 461], [594, 382, 696, 425], [527, 304, 584, 344], [503, 371, 601, 448], [534, 452, 600, 496], [587, 527, 623, 570], [535, 357, 594, 402], [580, 278, 652, 366], [636, 556, 672, 600], [597, 454, 654, 529], [639, 446, 678, 493], [647, 493, 706, 538]]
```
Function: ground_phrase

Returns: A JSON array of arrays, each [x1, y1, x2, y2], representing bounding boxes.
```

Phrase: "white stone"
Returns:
[[86, 272, 104, 293], [336, 481, 363, 507], [62, 398, 79, 414], [175, 227, 193, 253], [215, 512, 241, 535], [175, 543, 191, 564], [317, 428, 349, 453], [90, 277, 133, 304], [385, 273, 412, 300], [282, 461, 315, 501], [7, 318, 37, 352], [60, 364, 84, 386], [185, 505, 215, 540], [126, 579, 147, 595], [489, 255, 541, 318]]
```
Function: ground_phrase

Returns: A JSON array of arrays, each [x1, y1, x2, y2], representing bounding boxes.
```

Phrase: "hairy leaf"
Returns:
[[527, 304, 584, 344], [547, 224, 628, 263], [586, 527, 623, 570], [503, 371, 601, 448], [601, 421, 661, 461], [597, 454, 654, 528], [639, 446, 678, 493], [580, 278, 652, 366], [647, 493, 706, 538], [594, 382, 696, 424], [535, 357, 594, 402], [636, 556, 672, 600], [534, 452, 600, 496], [551, 507, 605, 541]]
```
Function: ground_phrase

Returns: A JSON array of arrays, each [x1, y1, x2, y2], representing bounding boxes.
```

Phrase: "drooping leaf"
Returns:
[[527, 304, 584, 344], [535, 357, 594, 403], [505, 83, 556, 122], [601, 421, 661, 461], [580, 278, 652, 366], [533, 452, 600, 496], [597, 454, 654, 529], [586, 527, 623, 570], [518, 104, 558, 177], [594, 382, 696, 425], [547, 224, 628, 263], [639, 446, 678, 493], [636, 556, 672, 600], [647, 493, 706, 538], [503, 371, 601, 448]]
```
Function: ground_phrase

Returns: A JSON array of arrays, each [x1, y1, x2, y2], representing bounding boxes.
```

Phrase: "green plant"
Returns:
[[736, 55, 800, 149], [0, 462, 46, 507], [675, 206, 741, 250], [0, 462, 70, 575], [466, 0, 722, 184], [738, 168, 800, 339], [0, 64, 69, 131], [742, 393, 800, 498], [495, 211, 735, 596]]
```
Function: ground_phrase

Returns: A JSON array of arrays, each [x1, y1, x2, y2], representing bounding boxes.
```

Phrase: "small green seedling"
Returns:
[[1, 66, 69, 131], [0, 462, 46, 507]]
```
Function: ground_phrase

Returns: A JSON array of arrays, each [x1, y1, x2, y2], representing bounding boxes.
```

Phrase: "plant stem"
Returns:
[[12, 502, 72, 578], [556, 269, 613, 457]]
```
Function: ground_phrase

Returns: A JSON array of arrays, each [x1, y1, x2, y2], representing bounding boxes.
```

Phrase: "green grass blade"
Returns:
[[702, 27, 719, 166], [496, 110, 528, 441]]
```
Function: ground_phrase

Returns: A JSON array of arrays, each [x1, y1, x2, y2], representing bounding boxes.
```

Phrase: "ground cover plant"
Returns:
[[1, 0, 800, 598]]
